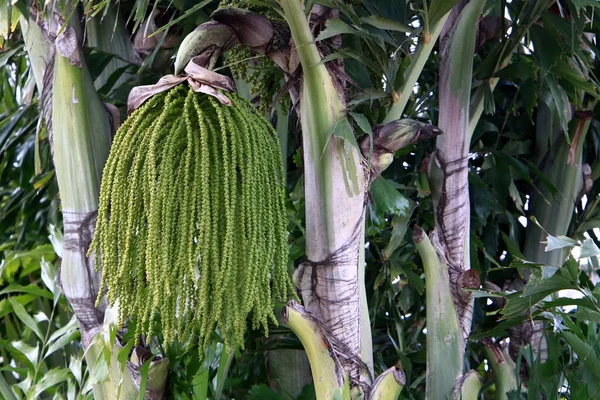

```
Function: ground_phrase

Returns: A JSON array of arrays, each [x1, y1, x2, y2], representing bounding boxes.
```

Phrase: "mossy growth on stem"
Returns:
[[91, 85, 294, 349]]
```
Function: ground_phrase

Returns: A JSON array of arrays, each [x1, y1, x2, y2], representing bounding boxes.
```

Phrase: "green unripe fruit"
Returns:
[[91, 85, 294, 349]]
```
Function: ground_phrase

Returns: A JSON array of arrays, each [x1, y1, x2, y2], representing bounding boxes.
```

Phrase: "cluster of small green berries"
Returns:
[[219, 0, 282, 21], [226, 47, 289, 116], [219, 1, 289, 116], [91, 85, 294, 350]]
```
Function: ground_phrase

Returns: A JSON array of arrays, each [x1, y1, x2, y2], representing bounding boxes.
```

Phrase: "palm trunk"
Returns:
[[413, 227, 463, 400], [279, 1, 440, 393], [524, 107, 594, 268], [52, 30, 110, 347], [510, 99, 596, 365], [423, 1, 485, 398], [280, 0, 372, 385], [21, 8, 168, 398], [431, 0, 484, 344]]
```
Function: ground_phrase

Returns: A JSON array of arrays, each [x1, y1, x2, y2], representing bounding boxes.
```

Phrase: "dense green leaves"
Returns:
[[368, 177, 411, 230], [427, 0, 461, 25], [2, 0, 600, 399]]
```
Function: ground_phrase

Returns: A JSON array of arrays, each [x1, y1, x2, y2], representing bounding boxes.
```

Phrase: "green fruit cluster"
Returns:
[[91, 85, 293, 349]]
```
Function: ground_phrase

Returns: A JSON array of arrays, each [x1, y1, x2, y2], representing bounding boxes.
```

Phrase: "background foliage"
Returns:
[[2, 0, 600, 398]]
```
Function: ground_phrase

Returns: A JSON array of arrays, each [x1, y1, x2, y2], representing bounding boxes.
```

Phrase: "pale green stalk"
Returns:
[[280, 1, 434, 389], [507, 99, 595, 377], [383, 14, 449, 123], [524, 102, 596, 268], [456, 370, 482, 400], [280, 0, 372, 381], [423, 2, 485, 397], [413, 226, 462, 400], [431, 0, 485, 344], [52, 39, 110, 327], [52, 57, 109, 197], [282, 301, 346, 399], [483, 342, 518, 400], [368, 366, 405, 400]]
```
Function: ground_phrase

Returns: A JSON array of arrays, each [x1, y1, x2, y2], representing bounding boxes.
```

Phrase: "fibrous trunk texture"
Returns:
[[432, 0, 484, 346], [23, 7, 168, 398], [424, 1, 484, 398], [280, 0, 372, 387]]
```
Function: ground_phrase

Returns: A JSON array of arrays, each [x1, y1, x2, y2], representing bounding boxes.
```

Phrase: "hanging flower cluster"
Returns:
[[91, 85, 293, 348]]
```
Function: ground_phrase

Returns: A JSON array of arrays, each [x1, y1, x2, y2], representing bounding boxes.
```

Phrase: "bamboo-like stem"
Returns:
[[431, 0, 485, 344], [0, 373, 17, 400], [428, 4, 484, 392], [413, 226, 462, 400], [524, 106, 596, 267], [483, 341, 518, 400], [280, 0, 372, 383], [455, 370, 482, 400], [50, 13, 168, 397], [52, 39, 110, 337], [383, 14, 449, 123], [20, 17, 53, 95], [507, 101, 597, 376], [282, 301, 346, 399], [368, 366, 405, 400]]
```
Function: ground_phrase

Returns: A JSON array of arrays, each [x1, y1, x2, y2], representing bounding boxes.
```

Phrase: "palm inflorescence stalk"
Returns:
[[91, 85, 294, 349]]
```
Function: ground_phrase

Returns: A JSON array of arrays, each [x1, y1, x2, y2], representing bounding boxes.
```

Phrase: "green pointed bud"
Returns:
[[174, 22, 239, 75], [360, 119, 442, 175]]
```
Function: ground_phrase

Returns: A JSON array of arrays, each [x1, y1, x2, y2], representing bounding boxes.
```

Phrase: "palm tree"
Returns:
[[2, 0, 600, 399]]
